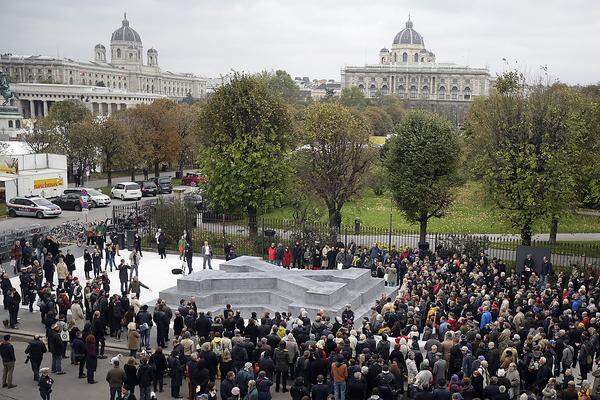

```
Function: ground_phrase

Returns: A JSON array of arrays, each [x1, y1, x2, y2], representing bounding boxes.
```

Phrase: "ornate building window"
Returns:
[[402, 52, 408, 62], [369, 84, 377, 97], [358, 84, 365, 94], [438, 86, 446, 99], [397, 85, 405, 99], [464, 87, 471, 100], [421, 85, 429, 99], [394, 53, 398, 63], [409, 85, 417, 99], [381, 85, 389, 95], [413, 53, 419, 62], [8, 120, 13, 128], [69, 77, 73, 84], [451, 86, 458, 100], [116, 49, 121, 58]]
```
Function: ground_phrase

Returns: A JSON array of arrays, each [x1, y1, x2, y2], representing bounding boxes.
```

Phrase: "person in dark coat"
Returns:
[[149, 347, 167, 393], [290, 376, 310, 400], [255, 371, 273, 400], [221, 371, 237, 400], [85, 334, 98, 384], [124, 357, 138, 392], [168, 353, 184, 399], [25, 335, 47, 381], [72, 331, 86, 378], [83, 249, 92, 279], [311, 375, 331, 400], [47, 325, 65, 374], [38, 367, 54, 400], [136, 357, 154, 400]]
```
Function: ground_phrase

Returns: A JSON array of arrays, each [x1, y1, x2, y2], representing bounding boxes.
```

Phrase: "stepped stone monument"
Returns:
[[159, 256, 397, 320]]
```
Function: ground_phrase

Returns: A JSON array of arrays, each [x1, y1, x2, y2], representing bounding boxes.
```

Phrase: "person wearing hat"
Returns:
[[39, 367, 54, 400], [0, 334, 16, 388], [25, 334, 47, 382]]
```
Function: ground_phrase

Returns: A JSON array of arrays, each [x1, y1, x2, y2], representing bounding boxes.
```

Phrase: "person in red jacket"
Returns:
[[267, 243, 276, 264], [282, 247, 292, 269]]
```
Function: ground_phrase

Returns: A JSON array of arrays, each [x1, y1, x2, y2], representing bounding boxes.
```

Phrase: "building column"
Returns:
[[29, 100, 35, 118], [42, 101, 49, 117], [110, 103, 118, 114]]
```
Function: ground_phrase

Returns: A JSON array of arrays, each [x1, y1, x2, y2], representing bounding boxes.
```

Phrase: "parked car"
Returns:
[[7, 196, 62, 219], [137, 180, 158, 197], [52, 193, 92, 211], [182, 172, 207, 187], [111, 182, 142, 200], [63, 187, 111, 207], [152, 176, 173, 194]]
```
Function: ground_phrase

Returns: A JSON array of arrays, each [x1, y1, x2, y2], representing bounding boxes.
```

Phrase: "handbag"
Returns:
[[60, 330, 70, 342]]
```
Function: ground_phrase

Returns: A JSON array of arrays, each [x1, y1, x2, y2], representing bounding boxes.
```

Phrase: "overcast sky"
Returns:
[[4, 0, 599, 84]]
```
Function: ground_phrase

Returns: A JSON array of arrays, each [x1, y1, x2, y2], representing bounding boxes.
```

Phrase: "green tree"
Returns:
[[466, 79, 580, 245], [297, 102, 374, 229], [95, 114, 125, 186], [24, 117, 63, 153], [175, 103, 200, 177], [256, 70, 300, 102], [362, 106, 394, 136], [128, 99, 181, 177], [385, 109, 460, 245], [37, 100, 91, 177], [340, 87, 368, 109], [198, 73, 292, 235], [68, 115, 99, 185]]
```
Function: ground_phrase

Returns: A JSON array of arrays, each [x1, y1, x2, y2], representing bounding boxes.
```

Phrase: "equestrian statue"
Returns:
[[0, 71, 18, 106]]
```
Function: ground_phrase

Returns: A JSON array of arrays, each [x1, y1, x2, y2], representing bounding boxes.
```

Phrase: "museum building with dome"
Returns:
[[0, 14, 206, 118], [341, 19, 490, 105]]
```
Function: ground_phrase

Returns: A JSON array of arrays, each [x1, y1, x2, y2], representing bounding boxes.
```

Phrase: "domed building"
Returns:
[[0, 14, 207, 118], [341, 18, 490, 124], [109, 13, 143, 67]]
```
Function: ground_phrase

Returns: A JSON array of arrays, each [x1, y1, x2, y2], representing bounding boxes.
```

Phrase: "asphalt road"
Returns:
[[0, 191, 179, 233]]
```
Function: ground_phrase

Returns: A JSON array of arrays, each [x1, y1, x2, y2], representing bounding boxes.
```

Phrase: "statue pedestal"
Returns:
[[0, 105, 23, 140]]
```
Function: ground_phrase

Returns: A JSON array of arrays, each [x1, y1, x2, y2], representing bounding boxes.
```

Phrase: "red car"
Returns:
[[182, 172, 207, 187]]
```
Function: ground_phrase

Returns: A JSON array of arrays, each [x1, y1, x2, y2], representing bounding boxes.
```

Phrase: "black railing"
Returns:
[[112, 201, 600, 270]]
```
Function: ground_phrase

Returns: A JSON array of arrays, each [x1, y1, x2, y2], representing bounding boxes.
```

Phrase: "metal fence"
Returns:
[[112, 201, 600, 269], [0, 224, 50, 261]]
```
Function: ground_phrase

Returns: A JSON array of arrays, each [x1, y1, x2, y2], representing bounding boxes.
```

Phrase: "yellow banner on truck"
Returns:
[[34, 177, 64, 189]]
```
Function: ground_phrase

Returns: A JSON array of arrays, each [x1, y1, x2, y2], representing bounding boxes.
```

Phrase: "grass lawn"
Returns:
[[0, 203, 6, 217], [489, 240, 600, 257], [264, 181, 600, 234]]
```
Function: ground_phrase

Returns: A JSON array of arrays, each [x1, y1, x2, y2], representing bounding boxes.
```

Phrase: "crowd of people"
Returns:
[[1, 231, 600, 400]]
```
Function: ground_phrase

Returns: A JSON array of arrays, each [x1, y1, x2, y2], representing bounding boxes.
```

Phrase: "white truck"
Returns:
[[0, 153, 68, 201]]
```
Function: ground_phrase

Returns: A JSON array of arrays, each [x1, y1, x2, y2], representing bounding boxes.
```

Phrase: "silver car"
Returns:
[[7, 196, 62, 219]]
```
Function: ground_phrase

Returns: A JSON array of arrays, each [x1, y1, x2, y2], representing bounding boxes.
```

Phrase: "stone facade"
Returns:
[[341, 18, 491, 124], [0, 14, 206, 117]]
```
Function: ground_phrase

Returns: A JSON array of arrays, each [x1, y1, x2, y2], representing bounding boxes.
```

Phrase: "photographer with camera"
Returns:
[[24, 334, 47, 382]]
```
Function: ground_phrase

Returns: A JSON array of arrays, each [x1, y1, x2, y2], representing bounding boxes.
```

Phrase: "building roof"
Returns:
[[393, 19, 423, 46], [111, 13, 142, 43]]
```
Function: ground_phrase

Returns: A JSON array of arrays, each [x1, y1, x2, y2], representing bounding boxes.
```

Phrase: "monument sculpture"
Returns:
[[0, 71, 18, 106], [159, 256, 398, 322]]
